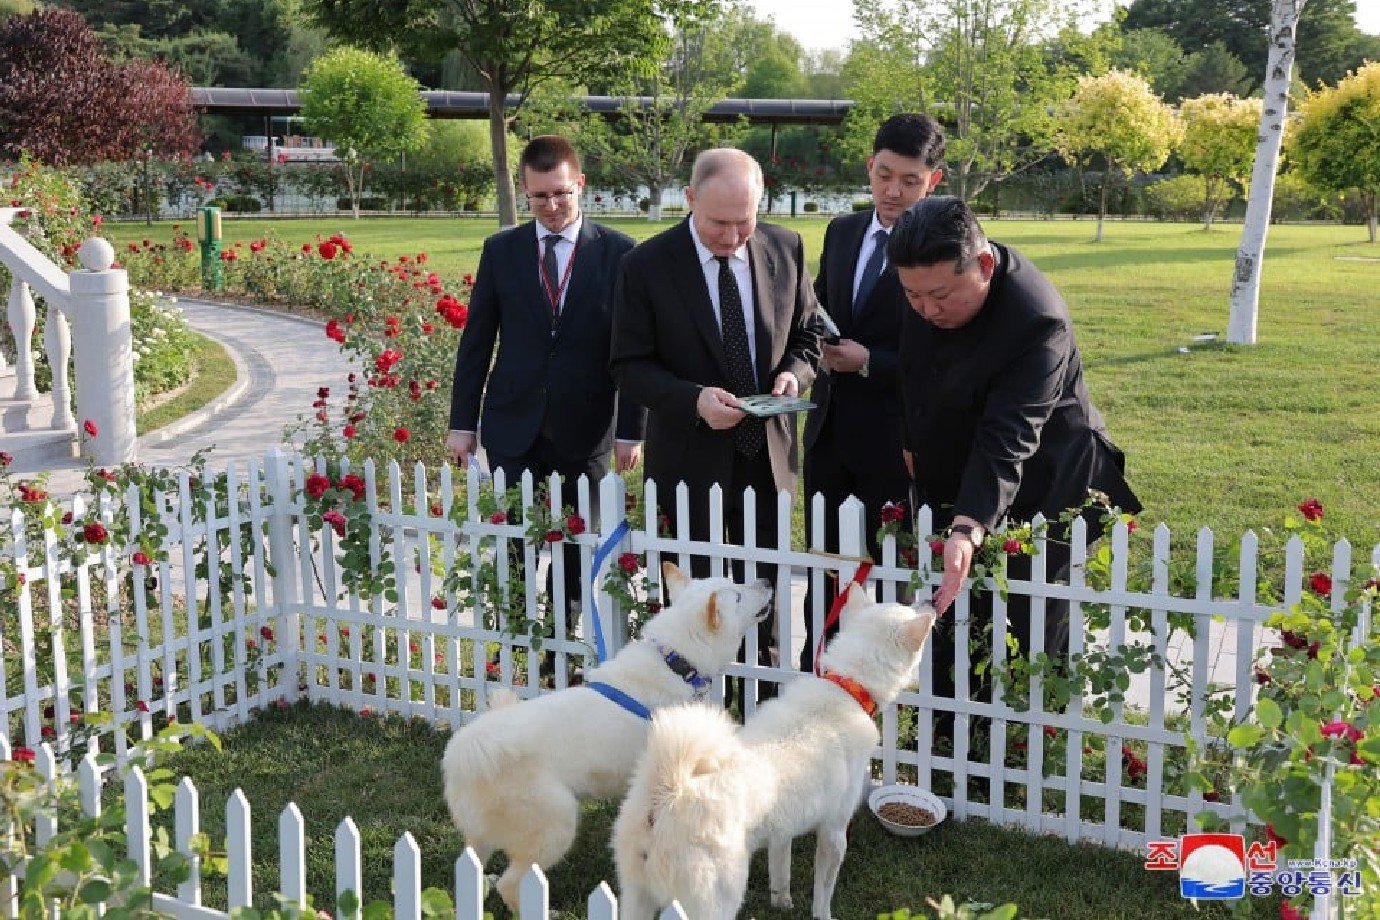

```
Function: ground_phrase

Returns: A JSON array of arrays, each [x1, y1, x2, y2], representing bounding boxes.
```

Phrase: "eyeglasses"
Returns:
[[526, 188, 578, 206]]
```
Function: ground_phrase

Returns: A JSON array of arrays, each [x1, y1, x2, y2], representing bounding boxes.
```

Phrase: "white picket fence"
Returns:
[[2, 448, 1375, 917]]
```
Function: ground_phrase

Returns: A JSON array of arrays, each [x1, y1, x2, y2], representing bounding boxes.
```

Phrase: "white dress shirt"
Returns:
[[537, 215, 582, 313], [687, 218, 759, 377], [851, 210, 891, 304]]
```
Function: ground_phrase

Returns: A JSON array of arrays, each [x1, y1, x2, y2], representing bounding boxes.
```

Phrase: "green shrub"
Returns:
[[852, 198, 873, 211], [803, 201, 819, 213], [1143, 176, 1206, 222], [207, 194, 262, 213], [336, 196, 387, 211]]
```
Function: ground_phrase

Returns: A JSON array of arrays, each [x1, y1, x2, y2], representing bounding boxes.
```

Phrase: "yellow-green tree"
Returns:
[[1290, 61, 1380, 243], [1179, 92, 1261, 231], [299, 47, 429, 219], [1054, 69, 1180, 241]]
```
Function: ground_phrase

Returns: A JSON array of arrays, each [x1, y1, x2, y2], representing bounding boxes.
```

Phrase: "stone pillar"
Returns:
[[67, 238, 136, 466]]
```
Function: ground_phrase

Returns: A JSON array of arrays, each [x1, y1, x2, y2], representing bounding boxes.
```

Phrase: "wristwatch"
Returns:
[[949, 523, 980, 544]]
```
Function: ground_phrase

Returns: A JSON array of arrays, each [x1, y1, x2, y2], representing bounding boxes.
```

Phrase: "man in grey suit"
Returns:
[[610, 148, 821, 689]]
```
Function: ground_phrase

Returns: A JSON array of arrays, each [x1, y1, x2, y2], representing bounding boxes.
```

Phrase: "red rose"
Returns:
[[1204, 790, 1220, 803], [1043, 725, 1057, 738], [393, 427, 410, 444], [136, 700, 149, 713], [13, 747, 34, 763], [1126, 519, 1138, 533], [879, 502, 905, 524], [545, 529, 564, 543], [0, 451, 12, 466], [1309, 571, 1332, 597], [1297, 498, 1324, 522], [82, 522, 107, 544], [305, 472, 331, 499], [489, 512, 507, 524], [929, 539, 945, 554], [1003, 539, 1023, 554], [321, 509, 346, 537], [132, 551, 152, 566], [431, 597, 446, 610], [565, 514, 586, 535], [430, 503, 443, 516], [618, 552, 639, 573], [318, 241, 338, 260], [1265, 823, 1288, 847], [1320, 720, 1362, 742], [343, 425, 356, 438], [1281, 903, 1306, 920], [260, 625, 275, 642], [325, 320, 346, 343], [83, 419, 98, 438]]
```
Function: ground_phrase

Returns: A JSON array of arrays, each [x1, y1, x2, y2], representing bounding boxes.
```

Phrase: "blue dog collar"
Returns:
[[585, 681, 652, 720], [655, 642, 712, 699]]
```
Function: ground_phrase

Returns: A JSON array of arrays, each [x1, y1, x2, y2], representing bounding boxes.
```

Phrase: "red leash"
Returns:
[[813, 561, 873, 677]]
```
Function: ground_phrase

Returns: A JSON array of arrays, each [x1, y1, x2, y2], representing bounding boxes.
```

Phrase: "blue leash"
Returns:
[[584, 680, 652, 720], [586, 519, 632, 663]]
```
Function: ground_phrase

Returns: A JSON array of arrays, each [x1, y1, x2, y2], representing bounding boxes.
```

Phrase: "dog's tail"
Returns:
[[613, 704, 754, 910]]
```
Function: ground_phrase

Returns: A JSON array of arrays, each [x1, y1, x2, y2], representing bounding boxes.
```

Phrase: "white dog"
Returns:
[[613, 588, 936, 920], [441, 562, 771, 910]]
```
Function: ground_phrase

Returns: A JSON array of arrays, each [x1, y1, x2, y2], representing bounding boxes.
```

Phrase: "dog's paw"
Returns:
[[770, 890, 794, 909]]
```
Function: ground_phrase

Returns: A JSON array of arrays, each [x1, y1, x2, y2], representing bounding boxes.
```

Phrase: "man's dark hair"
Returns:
[[519, 135, 581, 175], [887, 196, 987, 273], [872, 113, 945, 168]]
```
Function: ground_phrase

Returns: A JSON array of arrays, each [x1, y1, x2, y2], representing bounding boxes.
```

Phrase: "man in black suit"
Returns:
[[448, 135, 644, 627], [891, 196, 1142, 723], [610, 148, 821, 686], [800, 114, 945, 671]]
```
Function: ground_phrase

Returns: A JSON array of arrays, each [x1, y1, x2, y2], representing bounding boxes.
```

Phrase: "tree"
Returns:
[[0, 8, 199, 166], [302, 0, 665, 228], [299, 47, 429, 218], [844, 0, 1085, 201], [1228, 0, 1306, 345], [1290, 62, 1380, 242], [1179, 92, 1261, 229], [1110, 27, 1189, 99], [1176, 42, 1255, 98], [584, 0, 736, 220], [1053, 69, 1180, 241]]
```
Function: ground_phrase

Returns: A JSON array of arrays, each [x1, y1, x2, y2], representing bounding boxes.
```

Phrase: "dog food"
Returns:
[[877, 801, 936, 827]]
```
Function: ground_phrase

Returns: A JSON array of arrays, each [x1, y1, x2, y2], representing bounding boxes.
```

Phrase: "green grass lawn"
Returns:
[[104, 215, 1380, 553], [163, 701, 1282, 919], [136, 330, 238, 434]]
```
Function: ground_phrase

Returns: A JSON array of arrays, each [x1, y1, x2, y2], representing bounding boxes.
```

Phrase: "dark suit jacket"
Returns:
[[804, 209, 907, 467], [449, 219, 644, 463], [609, 218, 821, 497], [898, 242, 1141, 532]]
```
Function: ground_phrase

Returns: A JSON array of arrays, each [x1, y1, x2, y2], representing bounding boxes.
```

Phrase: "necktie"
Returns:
[[716, 256, 766, 457], [853, 228, 889, 316], [542, 234, 561, 318]]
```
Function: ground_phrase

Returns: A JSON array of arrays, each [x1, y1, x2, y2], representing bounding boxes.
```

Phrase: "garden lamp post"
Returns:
[[198, 205, 223, 292], [144, 145, 154, 227]]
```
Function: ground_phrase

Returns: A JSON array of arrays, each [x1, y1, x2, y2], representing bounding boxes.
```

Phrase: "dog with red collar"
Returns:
[[613, 587, 936, 920]]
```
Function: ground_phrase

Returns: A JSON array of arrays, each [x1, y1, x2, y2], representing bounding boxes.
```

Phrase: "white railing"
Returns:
[[2, 449, 1374, 917], [0, 209, 136, 467]]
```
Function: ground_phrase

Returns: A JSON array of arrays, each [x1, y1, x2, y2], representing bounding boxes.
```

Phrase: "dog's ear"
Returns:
[[903, 610, 936, 653], [844, 582, 870, 615], [704, 593, 721, 633], [662, 561, 689, 602]]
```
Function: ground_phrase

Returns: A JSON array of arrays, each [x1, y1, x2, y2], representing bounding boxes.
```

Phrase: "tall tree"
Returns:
[[1176, 42, 1255, 98], [0, 8, 199, 166], [1228, 0, 1306, 345], [845, 0, 1087, 201], [1178, 92, 1261, 229], [585, 0, 735, 219], [299, 47, 429, 218], [1290, 61, 1380, 242], [1053, 69, 1180, 242], [301, 0, 664, 228]]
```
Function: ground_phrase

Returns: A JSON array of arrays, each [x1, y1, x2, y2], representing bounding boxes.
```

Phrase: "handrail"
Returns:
[[0, 208, 73, 312]]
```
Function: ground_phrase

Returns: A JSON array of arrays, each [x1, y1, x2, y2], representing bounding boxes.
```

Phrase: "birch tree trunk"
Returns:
[[1227, 0, 1305, 345]]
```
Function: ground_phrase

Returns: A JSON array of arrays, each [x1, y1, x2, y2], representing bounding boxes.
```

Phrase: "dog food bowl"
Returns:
[[868, 784, 947, 837]]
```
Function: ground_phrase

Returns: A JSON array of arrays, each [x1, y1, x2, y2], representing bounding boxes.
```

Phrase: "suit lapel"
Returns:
[[670, 221, 734, 382], [835, 211, 869, 335], [747, 234, 777, 390]]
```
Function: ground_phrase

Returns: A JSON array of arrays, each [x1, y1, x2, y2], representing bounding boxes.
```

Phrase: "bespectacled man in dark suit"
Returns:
[[891, 196, 1142, 738], [800, 114, 945, 671], [448, 135, 645, 630], [610, 148, 822, 700]]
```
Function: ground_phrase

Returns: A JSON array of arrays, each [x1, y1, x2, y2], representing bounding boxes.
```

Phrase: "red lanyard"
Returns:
[[815, 562, 873, 676], [539, 234, 579, 314]]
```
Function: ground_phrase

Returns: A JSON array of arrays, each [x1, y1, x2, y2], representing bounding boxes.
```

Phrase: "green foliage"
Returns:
[[299, 47, 429, 217], [1178, 92, 1260, 227], [1143, 174, 1210, 222], [879, 900, 1022, 919], [1289, 62, 1380, 241], [0, 721, 220, 919]]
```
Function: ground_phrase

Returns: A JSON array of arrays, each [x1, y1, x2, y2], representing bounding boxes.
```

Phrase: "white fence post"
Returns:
[[394, 833, 422, 920], [125, 766, 151, 889], [280, 803, 307, 911], [455, 849, 484, 920], [227, 789, 253, 910], [176, 777, 202, 906], [336, 817, 363, 920], [588, 881, 617, 920], [265, 447, 303, 700], [519, 865, 550, 918], [66, 238, 135, 466]]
